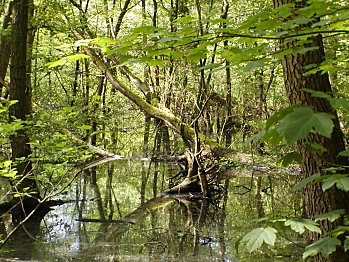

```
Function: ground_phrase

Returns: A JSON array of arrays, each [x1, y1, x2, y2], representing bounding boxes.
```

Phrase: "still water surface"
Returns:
[[1, 161, 304, 261]]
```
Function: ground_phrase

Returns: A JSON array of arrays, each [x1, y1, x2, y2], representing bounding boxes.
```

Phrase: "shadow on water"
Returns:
[[0, 161, 304, 261]]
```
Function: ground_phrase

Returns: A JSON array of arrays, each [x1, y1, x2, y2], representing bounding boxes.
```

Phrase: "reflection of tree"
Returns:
[[74, 194, 228, 261]]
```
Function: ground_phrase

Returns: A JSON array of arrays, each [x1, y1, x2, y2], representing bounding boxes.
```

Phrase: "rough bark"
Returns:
[[273, 0, 349, 261], [9, 0, 34, 189], [9, 0, 39, 222]]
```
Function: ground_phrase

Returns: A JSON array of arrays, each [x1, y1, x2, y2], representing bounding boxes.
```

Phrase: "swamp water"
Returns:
[[1, 161, 304, 261]]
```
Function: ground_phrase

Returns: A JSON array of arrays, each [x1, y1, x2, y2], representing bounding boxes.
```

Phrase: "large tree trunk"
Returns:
[[273, 0, 349, 261], [9, 0, 39, 222]]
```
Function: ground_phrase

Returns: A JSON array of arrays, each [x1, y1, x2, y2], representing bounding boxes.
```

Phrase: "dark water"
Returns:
[[0, 161, 304, 261]]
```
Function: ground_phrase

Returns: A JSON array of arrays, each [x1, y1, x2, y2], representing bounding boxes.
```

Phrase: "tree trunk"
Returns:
[[9, 0, 39, 223], [9, 0, 34, 189], [273, 0, 349, 261], [0, 1, 13, 98]]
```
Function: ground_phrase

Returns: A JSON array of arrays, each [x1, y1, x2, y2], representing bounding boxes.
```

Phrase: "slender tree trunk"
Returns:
[[0, 1, 12, 98], [273, 0, 349, 261]]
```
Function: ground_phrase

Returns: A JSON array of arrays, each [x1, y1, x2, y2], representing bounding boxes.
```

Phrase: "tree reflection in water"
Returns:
[[0, 161, 303, 261]]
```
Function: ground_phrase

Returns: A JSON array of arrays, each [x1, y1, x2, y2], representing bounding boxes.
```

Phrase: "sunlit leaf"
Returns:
[[284, 218, 321, 234], [330, 226, 349, 238], [91, 37, 115, 47], [242, 227, 278, 252], [175, 15, 196, 23], [66, 54, 90, 62], [303, 237, 341, 259], [315, 209, 346, 222], [46, 59, 67, 68], [79, 125, 92, 130], [75, 39, 92, 46]]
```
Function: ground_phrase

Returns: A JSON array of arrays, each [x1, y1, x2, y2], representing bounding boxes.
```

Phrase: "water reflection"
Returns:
[[1, 161, 303, 261]]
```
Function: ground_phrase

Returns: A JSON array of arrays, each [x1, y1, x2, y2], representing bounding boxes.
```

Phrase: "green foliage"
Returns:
[[303, 237, 341, 259], [276, 152, 302, 167], [293, 173, 321, 191], [46, 53, 90, 68], [0, 160, 17, 179], [241, 227, 278, 252], [271, 106, 334, 144], [284, 218, 321, 234], [322, 174, 349, 192], [315, 209, 346, 223]]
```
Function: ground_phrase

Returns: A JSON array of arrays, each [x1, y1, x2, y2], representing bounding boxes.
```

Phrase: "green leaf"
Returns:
[[65, 54, 90, 62], [46, 59, 67, 68], [159, 37, 181, 43], [277, 152, 303, 167], [243, 61, 265, 72], [338, 150, 349, 157], [344, 214, 349, 225], [91, 37, 115, 47], [322, 175, 349, 192], [329, 98, 349, 111], [302, 89, 332, 99], [293, 173, 321, 191], [246, 130, 266, 145], [305, 142, 327, 155], [275, 107, 334, 144], [312, 112, 335, 137], [273, 3, 295, 18], [315, 209, 346, 222], [262, 128, 283, 146], [175, 15, 196, 23], [266, 104, 301, 130], [79, 125, 92, 130], [75, 39, 92, 46], [303, 237, 341, 259], [284, 218, 321, 234], [242, 227, 278, 252], [330, 226, 349, 238], [46, 54, 90, 68], [186, 48, 207, 63], [297, 47, 318, 55], [344, 237, 349, 252]]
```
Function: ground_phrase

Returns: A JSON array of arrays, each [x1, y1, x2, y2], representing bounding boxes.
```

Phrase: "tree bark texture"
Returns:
[[273, 0, 349, 261], [9, 0, 36, 192]]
